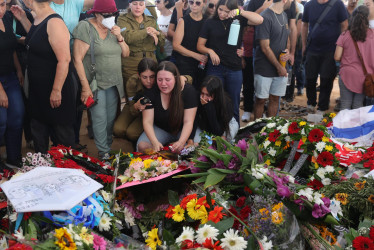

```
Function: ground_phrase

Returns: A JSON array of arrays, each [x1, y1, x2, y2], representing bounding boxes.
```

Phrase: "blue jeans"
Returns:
[[206, 61, 242, 122], [136, 125, 182, 151], [89, 86, 119, 157], [339, 77, 364, 110], [0, 73, 25, 162]]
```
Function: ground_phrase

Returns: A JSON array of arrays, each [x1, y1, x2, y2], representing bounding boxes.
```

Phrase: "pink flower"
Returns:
[[277, 185, 292, 198], [236, 139, 248, 152], [92, 233, 107, 250], [137, 204, 145, 211]]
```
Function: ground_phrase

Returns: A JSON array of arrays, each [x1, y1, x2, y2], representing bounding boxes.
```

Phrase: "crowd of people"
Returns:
[[0, 0, 373, 166]]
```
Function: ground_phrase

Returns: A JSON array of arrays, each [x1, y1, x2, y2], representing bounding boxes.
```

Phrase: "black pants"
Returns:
[[242, 56, 254, 112], [305, 51, 337, 111], [31, 119, 74, 154]]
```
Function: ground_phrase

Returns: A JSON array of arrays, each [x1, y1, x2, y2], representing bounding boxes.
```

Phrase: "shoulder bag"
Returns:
[[351, 33, 374, 97]]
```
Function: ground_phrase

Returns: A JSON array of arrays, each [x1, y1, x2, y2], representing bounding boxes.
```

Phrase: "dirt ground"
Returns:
[[10, 78, 339, 158]]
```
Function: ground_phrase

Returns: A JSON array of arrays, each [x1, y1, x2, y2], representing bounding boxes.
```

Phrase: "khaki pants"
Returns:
[[113, 104, 143, 142]]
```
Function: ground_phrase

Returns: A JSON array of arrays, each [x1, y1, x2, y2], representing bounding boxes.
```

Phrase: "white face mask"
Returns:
[[102, 16, 116, 29]]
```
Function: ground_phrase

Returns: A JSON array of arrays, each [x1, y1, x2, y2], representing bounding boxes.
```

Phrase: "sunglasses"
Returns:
[[208, 3, 216, 8], [101, 12, 119, 18], [188, 0, 202, 6], [155, 0, 161, 3]]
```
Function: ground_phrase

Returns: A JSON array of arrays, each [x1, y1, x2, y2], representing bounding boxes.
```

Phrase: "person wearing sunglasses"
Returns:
[[117, 0, 165, 88], [156, 0, 175, 61], [197, 0, 262, 123], [173, 0, 207, 89], [205, 0, 218, 17], [73, 0, 130, 161]]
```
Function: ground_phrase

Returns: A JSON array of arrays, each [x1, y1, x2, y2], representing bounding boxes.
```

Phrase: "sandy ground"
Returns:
[[6, 78, 339, 158]]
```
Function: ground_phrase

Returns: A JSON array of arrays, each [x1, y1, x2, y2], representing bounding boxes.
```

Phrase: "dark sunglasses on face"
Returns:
[[155, 0, 161, 3], [208, 3, 216, 8], [188, 0, 202, 6], [101, 12, 119, 18]]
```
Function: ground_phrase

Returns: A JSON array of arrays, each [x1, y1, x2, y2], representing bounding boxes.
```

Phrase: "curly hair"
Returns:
[[349, 5, 370, 42]]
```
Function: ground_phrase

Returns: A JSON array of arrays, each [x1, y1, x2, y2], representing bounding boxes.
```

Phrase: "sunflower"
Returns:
[[145, 228, 162, 250], [354, 180, 366, 191], [335, 193, 349, 205], [54, 228, 77, 250], [368, 195, 374, 204], [172, 205, 185, 222]]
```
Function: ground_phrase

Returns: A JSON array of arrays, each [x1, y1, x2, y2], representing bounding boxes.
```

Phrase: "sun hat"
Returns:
[[87, 0, 118, 15], [128, 0, 145, 3]]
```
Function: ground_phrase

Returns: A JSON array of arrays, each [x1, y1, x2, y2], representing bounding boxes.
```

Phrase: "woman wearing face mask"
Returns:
[[173, 0, 207, 89], [73, 0, 130, 160], [137, 61, 198, 153], [156, 0, 174, 61], [0, 0, 24, 167], [197, 0, 262, 122], [117, 0, 165, 87]]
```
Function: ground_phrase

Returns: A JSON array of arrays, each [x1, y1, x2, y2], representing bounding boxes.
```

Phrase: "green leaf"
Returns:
[[220, 154, 233, 166], [324, 215, 339, 226], [246, 235, 257, 250], [162, 229, 175, 246], [192, 176, 207, 184], [32, 215, 54, 225], [193, 160, 213, 168], [211, 168, 235, 174], [26, 219, 37, 240], [206, 217, 234, 234], [204, 171, 226, 189], [168, 190, 180, 206], [201, 149, 222, 164], [174, 172, 209, 178]]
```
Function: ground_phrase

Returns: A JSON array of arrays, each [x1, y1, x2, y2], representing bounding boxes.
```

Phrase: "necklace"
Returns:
[[221, 20, 228, 30], [271, 8, 285, 27]]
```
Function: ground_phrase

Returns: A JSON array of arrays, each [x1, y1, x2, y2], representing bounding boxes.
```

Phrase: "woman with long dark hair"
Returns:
[[334, 5, 374, 110], [197, 0, 262, 122], [195, 75, 238, 142], [137, 61, 198, 153]]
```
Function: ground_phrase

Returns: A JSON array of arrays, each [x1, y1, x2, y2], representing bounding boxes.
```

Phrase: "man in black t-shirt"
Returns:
[[253, 0, 291, 119]]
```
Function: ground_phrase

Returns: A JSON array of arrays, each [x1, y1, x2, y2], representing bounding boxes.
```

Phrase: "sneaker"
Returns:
[[241, 112, 251, 122], [307, 105, 315, 113], [297, 89, 303, 96]]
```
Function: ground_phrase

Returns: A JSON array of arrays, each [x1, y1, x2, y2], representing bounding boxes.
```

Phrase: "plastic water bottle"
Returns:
[[198, 54, 208, 70], [228, 19, 240, 46]]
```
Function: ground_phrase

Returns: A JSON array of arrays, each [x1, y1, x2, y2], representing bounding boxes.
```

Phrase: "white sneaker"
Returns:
[[241, 112, 251, 122]]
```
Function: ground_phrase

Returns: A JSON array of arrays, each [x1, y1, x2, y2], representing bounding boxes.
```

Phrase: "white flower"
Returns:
[[276, 125, 282, 130], [98, 213, 112, 231], [176, 227, 195, 244], [297, 188, 314, 202], [258, 167, 269, 176], [221, 229, 247, 250], [267, 123, 276, 128], [316, 142, 326, 153], [0, 236, 8, 250], [288, 176, 295, 183], [280, 124, 289, 134], [325, 165, 335, 173], [268, 147, 276, 157], [301, 128, 305, 135], [313, 193, 323, 205], [263, 140, 271, 149], [330, 198, 343, 220], [14, 228, 25, 240], [316, 168, 326, 179], [260, 236, 273, 250], [322, 178, 331, 185], [100, 190, 112, 202], [123, 207, 135, 226], [195, 224, 219, 244], [285, 136, 291, 142], [9, 213, 17, 222]]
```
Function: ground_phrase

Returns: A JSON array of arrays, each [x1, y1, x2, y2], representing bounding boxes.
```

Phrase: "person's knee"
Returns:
[[113, 121, 126, 138], [255, 98, 266, 105], [126, 130, 142, 142], [137, 141, 151, 153]]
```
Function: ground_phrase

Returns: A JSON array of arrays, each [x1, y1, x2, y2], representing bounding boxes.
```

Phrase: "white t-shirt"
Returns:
[[157, 14, 173, 57], [370, 20, 374, 29]]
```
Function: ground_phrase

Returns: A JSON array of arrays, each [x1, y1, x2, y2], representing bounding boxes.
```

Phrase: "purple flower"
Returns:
[[294, 198, 305, 211], [190, 166, 201, 174], [197, 155, 209, 162], [236, 139, 248, 152], [213, 160, 225, 169], [277, 184, 292, 198], [322, 197, 330, 208], [312, 203, 331, 218]]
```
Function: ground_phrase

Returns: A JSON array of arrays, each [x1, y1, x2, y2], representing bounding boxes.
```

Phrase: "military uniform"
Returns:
[[117, 11, 165, 90]]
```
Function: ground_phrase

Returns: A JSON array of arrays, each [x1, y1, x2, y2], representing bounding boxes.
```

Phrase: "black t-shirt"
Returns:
[[199, 16, 247, 70], [247, 0, 296, 20], [170, 7, 191, 26], [0, 12, 17, 76], [144, 84, 199, 134], [254, 8, 290, 77]]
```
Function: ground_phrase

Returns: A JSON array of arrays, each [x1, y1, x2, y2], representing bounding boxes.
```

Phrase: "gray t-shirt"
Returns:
[[254, 9, 290, 77]]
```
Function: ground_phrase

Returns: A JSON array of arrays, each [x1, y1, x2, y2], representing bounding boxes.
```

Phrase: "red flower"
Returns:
[[370, 226, 374, 241], [277, 159, 287, 170], [307, 179, 324, 190], [308, 129, 324, 143], [236, 196, 246, 208], [316, 151, 334, 167], [244, 186, 253, 194], [288, 122, 300, 134], [181, 240, 201, 249], [180, 194, 197, 209], [240, 205, 251, 220], [197, 196, 215, 209], [352, 236, 374, 250], [202, 238, 224, 250], [268, 130, 281, 142], [165, 205, 175, 219], [208, 206, 225, 223], [363, 160, 374, 171], [7, 242, 33, 250], [229, 206, 240, 229]]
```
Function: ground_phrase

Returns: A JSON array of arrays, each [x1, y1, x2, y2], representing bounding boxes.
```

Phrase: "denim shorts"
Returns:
[[254, 74, 287, 99]]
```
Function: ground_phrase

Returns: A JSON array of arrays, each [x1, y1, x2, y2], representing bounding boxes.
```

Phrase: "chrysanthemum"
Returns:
[[145, 228, 162, 250], [315, 142, 326, 153], [220, 229, 247, 250], [172, 205, 185, 222], [98, 213, 112, 231], [176, 227, 195, 244], [100, 190, 112, 202], [196, 224, 219, 244], [260, 236, 273, 250]]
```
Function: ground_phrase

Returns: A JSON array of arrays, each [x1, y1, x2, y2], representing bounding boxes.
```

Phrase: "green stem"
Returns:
[[300, 221, 334, 250]]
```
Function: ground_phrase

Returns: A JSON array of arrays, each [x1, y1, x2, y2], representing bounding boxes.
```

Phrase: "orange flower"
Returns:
[[208, 206, 225, 223], [368, 195, 374, 204], [354, 180, 366, 191], [180, 194, 197, 209], [197, 196, 215, 209], [165, 205, 175, 218], [335, 193, 349, 205]]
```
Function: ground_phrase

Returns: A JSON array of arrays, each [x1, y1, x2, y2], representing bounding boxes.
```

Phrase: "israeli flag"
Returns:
[[330, 106, 374, 146]]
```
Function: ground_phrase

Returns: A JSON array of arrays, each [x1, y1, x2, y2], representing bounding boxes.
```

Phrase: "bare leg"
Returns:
[[137, 141, 153, 153], [268, 95, 280, 117], [254, 97, 266, 119]]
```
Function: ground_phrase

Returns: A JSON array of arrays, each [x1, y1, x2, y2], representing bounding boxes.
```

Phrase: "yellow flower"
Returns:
[[271, 211, 284, 225], [79, 227, 93, 245], [325, 145, 333, 151], [335, 193, 349, 205], [299, 121, 306, 126], [329, 113, 336, 118], [55, 228, 77, 250], [265, 159, 271, 166], [130, 157, 142, 166], [275, 140, 282, 147], [322, 136, 329, 143], [198, 206, 208, 224], [315, 162, 319, 169], [354, 180, 366, 191], [259, 208, 270, 220], [272, 202, 283, 212], [186, 199, 207, 221], [172, 205, 185, 222], [145, 228, 162, 250], [265, 137, 269, 141], [157, 157, 163, 161], [322, 118, 327, 123], [143, 159, 154, 169], [302, 136, 307, 143]]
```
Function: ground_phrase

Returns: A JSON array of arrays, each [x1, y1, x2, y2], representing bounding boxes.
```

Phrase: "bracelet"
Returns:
[[117, 39, 124, 43]]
